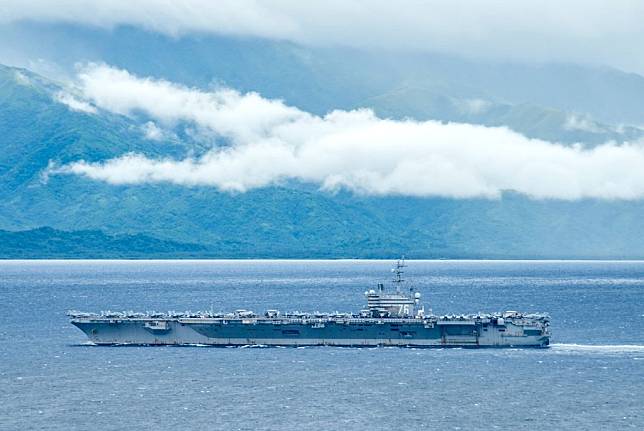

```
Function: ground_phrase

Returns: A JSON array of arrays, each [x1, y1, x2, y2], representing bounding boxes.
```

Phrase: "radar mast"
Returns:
[[392, 255, 406, 291]]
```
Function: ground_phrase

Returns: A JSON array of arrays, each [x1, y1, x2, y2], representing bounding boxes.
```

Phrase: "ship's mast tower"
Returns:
[[392, 256, 406, 292]]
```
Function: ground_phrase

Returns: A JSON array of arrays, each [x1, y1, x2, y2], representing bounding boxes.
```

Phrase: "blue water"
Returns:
[[1, 260, 643, 430]]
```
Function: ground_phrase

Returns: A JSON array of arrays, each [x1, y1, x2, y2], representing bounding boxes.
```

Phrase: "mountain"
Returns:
[[2, 23, 644, 144], [0, 227, 205, 258], [0, 64, 194, 195], [2, 54, 644, 258]]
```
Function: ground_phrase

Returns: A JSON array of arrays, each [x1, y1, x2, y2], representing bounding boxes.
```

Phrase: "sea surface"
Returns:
[[1, 260, 643, 430]]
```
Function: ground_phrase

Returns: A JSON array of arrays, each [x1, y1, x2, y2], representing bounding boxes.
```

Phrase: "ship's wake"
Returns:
[[550, 343, 644, 354]]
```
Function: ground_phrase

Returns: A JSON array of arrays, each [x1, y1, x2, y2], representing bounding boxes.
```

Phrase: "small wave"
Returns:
[[70, 341, 97, 347], [551, 343, 644, 353]]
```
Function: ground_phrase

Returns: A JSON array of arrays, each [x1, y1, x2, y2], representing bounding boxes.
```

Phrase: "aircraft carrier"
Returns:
[[68, 259, 551, 347]]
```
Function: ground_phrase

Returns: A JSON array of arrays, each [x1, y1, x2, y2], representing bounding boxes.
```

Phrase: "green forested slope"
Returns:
[[2, 63, 644, 259]]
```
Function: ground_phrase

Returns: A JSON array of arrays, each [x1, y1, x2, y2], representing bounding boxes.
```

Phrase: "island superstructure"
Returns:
[[68, 259, 551, 347]]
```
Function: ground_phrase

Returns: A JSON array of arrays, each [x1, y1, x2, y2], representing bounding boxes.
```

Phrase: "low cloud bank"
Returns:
[[50, 64, 644, 200], [54, 91, 97, 114]]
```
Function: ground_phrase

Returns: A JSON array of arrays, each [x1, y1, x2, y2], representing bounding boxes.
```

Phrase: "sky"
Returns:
[[2, 0, 644, 74]]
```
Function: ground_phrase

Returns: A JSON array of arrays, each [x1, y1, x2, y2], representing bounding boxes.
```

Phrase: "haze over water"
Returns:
[[1, 260, 643, 430]]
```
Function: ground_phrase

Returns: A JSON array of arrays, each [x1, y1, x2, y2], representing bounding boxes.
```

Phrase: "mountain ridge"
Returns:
[[2, 58, 644, 259], [0, 227, 207, 259]]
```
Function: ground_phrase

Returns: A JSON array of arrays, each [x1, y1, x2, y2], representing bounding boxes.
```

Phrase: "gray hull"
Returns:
[[72, 317, 550, 348]]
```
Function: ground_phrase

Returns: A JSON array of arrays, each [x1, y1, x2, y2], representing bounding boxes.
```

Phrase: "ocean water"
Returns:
[[1, 259, 643, 430]]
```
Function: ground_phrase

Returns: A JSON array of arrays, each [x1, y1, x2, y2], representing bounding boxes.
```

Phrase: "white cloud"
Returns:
[[13, 70, 30, 85], [75, 65, 304, 143], [2, 1, 644, 73], [140, 121, 166, 141], [456, 99, 492, 116], [0, 0, 296, 39], [564, 114, 604, 133], [53, 90, 97, 114], [49, 64, 644, 200]]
